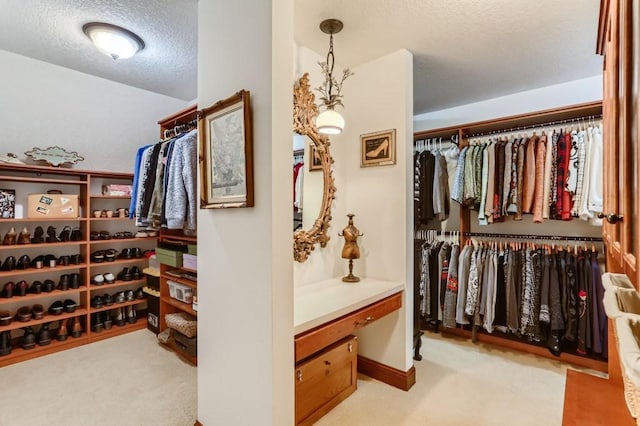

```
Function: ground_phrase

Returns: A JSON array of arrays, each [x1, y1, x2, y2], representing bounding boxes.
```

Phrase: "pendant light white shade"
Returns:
[[83, 22, 145, 60], [316, 108, 345, 135]]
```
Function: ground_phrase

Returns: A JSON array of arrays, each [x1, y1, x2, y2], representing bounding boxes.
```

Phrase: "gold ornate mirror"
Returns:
[[293, 73, 336, 262]]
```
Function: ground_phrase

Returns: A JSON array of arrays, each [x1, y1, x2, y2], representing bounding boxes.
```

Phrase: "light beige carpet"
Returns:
[[0, 329, 197, 426], [318, 333, 570, 426]]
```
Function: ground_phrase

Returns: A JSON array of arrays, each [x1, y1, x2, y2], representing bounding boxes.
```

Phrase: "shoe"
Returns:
[[102, 312, 112, 330], [19, 327, 36, 350], [104, 249, 117, 262], [63, 299, 77, 313], [56, 320, 68, 341], [57, 255, 70, 266], [69, 273, 80, 289], [31, 304, 44, 320], [114, 292, 125, 304], [130, 266, 142, 280], [91, 251, 105, 263], [2, 256, 16, 271], [70, 317, 83, 338], [91, 313, 103, 333], [0, 310, 12, 326], [132, 247, 143, 258], [31, 226, 45, 244], [119, 248, 133, 259], [135, 287, 145, 300], [99, 231, 111, 240], [16, 280, 28, 297], [58, 274, 70, 291], [17, 227, 31, 244], [3, 281, 14, 298], [42, 279, 55, 293], [124, 290, 134, 301], [91, 295, 103, 308], [36, 323, 51, 346], [46, 226, 60, 243], [16, 306, 32, 322], [16, 254, 31, 270], [365, 139, 390, 158], [31, 255, 45, 269], [0, 330, 12, 356], [2, 227, 17, 245], [126, 305, 137, 324], [103, 273, 115, 284], [91, 274, 105, 286], [69, 254, 83, 265], [44, 254, 56, 267], [103, 293, 114, 306], [30, 280, 42, 294], [90, 231, 100, 241], [117, 268, 132, 281], [58, 226, 71, 242], [113, 307, 125, 327], [70, 227, 82, 241], [48, 301, 64, 315]]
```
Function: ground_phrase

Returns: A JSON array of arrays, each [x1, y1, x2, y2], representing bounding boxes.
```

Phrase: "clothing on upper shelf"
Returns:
[[414, 143, 457, 225], [450, 122, 603, 226], [130, 129, 198, 230], [293, 160, 304, 212]]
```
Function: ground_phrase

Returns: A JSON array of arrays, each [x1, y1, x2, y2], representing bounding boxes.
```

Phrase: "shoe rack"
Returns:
[[0, 163, 157, 367]]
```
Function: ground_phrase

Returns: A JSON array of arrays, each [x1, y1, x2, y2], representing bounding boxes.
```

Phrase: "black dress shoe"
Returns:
[[130, 266, 142, 280], [135, 288, 145, 300], [91, 251, 105, 263], [46, 226, 60, 243], [58, 274, 69, 291], [16, 255, 31, 270], [132, 248, 143, 258], [31, 255, 45, 269], [102, 312, 112, 330], [91, 313, 103, 333], [63, 299, 77, 313], [43, 254, 56, 267], [69, 273, 80, 289], [48, 301, 64, 315], [114, 292, 125, 304], [16, 280, 28, 297], [2, 256, 16, 271], [30, 281, 42, 294], [31, 226, 45, 244], [0, 311, 12, 326], [31, 304, 44, 320], [105, 249, 117, 262], [119, 248, 133, 259], [3, 281, 14, 298], [20, 327, 36, 350], [57, 255, 70, 266], [91, 295, 103, 308], [37, 323, 51, 346], [16, 306, 32, 322], [103, 293, 114, 306], [58, 226, 71, 242], [126, 305, 137, 324], [70, 227, 82, 241], [42, 279, 55, 293], [118, 267, 132, 281], [69, 254, 82, 265], [0, 330, 12, 356]]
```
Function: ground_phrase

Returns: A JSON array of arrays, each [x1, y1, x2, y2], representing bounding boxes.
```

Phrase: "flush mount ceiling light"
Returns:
[[315, 19, 353, 135], [83, 22, 145, 60]]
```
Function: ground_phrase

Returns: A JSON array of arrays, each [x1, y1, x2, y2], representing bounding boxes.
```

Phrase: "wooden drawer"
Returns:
[[294, 292, 402, 362], [295, 335, 357, 426]]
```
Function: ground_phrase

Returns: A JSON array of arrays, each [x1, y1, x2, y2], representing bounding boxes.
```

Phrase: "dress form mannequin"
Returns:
[[339, 214, 363, 282]]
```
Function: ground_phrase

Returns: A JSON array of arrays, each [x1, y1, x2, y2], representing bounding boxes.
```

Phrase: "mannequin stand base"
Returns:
[[342, 259, 360, 283]]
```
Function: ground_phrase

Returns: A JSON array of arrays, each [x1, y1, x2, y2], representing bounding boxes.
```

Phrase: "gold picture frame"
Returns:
[[360, 129, 396, 167], [199, 90, 254, 209]]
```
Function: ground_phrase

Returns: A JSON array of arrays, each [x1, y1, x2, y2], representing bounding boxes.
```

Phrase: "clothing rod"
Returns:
[[293, 148, 304, 156], [465, 114, 603, 138], [462, 232, 603, 242], [413, 134, 459, 146]]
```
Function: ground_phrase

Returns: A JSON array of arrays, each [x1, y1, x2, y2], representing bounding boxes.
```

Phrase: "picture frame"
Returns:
[[360, 129, 396, 167], [199, 90, 254, 209], [309, 144, 322, 171]]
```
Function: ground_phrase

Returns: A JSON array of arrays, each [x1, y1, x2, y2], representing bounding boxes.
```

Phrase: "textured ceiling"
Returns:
[[295, 0, 603, 114], [0, 0, 197, 101], [0, 1, 602, 111]]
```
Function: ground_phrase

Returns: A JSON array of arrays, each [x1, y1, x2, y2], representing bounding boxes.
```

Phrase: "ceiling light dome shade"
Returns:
[[316, 108, 345, 135], [83, 22, 145, 60]]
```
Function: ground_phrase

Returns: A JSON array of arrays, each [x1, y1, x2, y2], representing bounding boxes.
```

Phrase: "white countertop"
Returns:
[[294, 278, 404, 335]]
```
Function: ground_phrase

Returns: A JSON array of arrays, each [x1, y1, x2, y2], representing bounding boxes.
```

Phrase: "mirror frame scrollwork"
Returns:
[[293, 73, 336, 262]]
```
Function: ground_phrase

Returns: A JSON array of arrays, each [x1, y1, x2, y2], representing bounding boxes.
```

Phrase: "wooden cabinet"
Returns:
[[0, 164, 154, 367], [158, 229, 197, 365], [295, 335, 358, 426]]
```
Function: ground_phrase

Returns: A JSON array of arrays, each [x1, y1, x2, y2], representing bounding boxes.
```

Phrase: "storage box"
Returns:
[[167, 280, 193, 304], [165, 312, 197, 337], [183, 254, 197, 271], [173, 330, 197, 357], [102, 184, 132, 196], [27, 194, 79, 218], [156, 247, 183, 267], [0, 189, 16, 218], [145, 293, 160, 334], [187, 244, 197, 255]]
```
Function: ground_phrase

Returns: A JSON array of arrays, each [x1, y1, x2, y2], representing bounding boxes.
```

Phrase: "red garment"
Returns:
[[293, 162, 304, 206]]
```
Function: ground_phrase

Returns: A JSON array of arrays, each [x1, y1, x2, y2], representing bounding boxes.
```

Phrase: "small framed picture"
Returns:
[[309, 144, 322, 171], [360, 129, 396, 167], [199, 90, 254, 209]]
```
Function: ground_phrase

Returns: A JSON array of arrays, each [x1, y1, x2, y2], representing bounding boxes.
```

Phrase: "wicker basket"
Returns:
[[616, 316, 640, 422], [165, 312, 197, 338]]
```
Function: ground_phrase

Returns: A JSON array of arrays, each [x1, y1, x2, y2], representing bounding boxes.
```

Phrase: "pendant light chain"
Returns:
[[326, 33, 335, 103]]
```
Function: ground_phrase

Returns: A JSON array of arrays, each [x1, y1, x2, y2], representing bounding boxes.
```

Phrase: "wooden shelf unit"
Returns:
[[413, 101, 607, 373], [0, 163, 156, 366]]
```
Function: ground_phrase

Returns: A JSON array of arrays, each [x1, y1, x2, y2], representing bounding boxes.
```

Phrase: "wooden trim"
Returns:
[[357, 355, 416, 391], [441, 327, 608, 373], [596, 0, 611, 55], [158, 104, 198, 127], [562, 369, 633, 425]]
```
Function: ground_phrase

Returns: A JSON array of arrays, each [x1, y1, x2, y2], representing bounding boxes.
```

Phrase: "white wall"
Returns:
[[0, 49, 188, 172], [197, 1, 293, 425], [414, 75, 602, 131]]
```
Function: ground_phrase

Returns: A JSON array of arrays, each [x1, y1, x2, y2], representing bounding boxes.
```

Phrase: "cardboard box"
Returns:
[[156, 247, 183, 267], [27, 194, 79, 218], [102, 184, 132, 196], [183, 254, 197, 271]]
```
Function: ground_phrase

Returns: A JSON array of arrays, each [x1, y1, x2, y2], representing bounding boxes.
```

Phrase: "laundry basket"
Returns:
[[603, 273, 640, 423]]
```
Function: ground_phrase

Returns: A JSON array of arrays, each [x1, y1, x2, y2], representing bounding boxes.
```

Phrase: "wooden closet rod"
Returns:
[[466, 114, 603, 138], [463, 232, 603, 242]]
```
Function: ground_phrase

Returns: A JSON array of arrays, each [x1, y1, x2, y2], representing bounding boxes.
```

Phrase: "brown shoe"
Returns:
[[17, 227, 30, 245], [70, 316, 83, 338], [2, 227, 16, 245]]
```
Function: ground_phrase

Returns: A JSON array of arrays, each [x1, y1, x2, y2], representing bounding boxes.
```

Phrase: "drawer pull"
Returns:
[[296, 369, 303, 382], [324, 360, 331, 366], [348, 342, 353, 352], [355, 316, 375, 327]]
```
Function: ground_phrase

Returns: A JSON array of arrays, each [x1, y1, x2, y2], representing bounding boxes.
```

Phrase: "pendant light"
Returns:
[[315, 19, 353, 135], [83, 22, 145, 60]]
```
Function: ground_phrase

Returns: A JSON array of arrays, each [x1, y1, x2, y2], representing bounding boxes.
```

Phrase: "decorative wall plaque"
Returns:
[[24, 146, 84, 167]]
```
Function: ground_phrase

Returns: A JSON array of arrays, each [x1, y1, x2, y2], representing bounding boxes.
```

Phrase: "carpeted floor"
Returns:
[[0, 329, 577, 425], [0, 330, 197, 426]]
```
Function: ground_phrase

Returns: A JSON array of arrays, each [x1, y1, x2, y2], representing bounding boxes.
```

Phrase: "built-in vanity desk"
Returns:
[[294, 278, 404, 425]]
